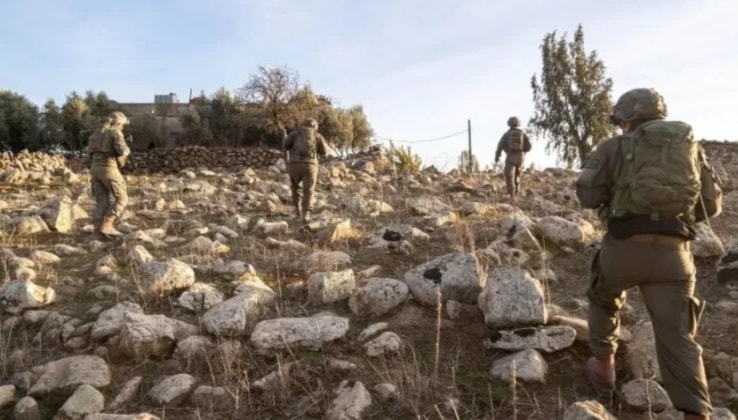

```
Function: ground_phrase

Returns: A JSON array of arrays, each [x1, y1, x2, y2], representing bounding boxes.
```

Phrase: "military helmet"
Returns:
[[303, 118, 318, 129], [609, 88, 667, 124], [507, 116, 520, 128], [110, 111, 129, 126]]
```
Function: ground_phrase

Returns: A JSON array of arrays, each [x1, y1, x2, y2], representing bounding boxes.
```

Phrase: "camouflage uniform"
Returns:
[[495, 116, 531, 200], [88, 111, 130, 238], [283, 118, 328, 223], [576, 88, 720, 419]]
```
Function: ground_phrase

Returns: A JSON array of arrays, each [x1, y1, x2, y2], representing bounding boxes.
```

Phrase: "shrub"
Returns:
[[386, 141, 422, 174]]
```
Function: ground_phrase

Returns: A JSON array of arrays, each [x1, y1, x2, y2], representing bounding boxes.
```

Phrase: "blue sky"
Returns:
[[1, 0, 736, 170]]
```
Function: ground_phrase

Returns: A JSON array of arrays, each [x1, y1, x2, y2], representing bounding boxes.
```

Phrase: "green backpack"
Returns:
[[292, 126, 317, 160], [508, 130, 524, 152], [611, 120, 701, 221]]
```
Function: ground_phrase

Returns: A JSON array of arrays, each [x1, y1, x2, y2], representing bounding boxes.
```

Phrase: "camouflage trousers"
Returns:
[[287, 162, 318, 213], [503, 164, 521, 195], [588, 234, 711, 416], [90, 165, 128, 225]]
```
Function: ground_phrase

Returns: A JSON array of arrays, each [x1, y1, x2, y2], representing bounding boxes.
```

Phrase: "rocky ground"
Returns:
[[0, 150, 737, 420]]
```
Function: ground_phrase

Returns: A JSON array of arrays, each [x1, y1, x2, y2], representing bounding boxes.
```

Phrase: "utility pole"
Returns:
[[467, 119, 473, 173]]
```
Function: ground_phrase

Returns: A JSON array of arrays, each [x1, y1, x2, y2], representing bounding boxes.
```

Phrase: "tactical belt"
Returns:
[[627, 233, 688, 249]]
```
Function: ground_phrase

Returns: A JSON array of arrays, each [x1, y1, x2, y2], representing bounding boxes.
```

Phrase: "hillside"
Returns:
[[0, 145, 736, 420]]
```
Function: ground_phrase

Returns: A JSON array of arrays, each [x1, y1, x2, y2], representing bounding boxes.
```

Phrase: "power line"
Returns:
[[374, 129, 469, 144]]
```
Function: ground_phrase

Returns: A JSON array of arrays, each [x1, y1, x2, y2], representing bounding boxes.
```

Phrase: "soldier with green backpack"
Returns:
[[283, 118, 329, 225], [495, 116, 532, 202], [576, 88, 723, 420]]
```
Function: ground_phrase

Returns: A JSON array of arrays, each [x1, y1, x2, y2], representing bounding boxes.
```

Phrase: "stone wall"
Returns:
[[1, 141, 737, 179], [121, 146, 284, 174]]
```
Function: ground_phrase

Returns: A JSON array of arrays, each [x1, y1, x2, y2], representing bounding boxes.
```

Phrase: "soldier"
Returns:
[[282, 118, 329, 225], [576, 88, 722, 420], [87, 111, 131, 240], [495, 116, 531, 202]]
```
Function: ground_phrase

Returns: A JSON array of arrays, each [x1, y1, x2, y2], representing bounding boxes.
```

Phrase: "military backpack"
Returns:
[[611, 120, 701, 221], [291, 126, 318, 160], [508, 130, 525, 152]]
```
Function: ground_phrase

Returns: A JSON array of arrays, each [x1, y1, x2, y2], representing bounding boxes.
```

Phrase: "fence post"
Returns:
[[467, 119, 473, 173]]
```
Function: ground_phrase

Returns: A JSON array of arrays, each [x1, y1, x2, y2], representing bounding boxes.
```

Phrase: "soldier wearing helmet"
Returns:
[[494, 116, 531, 202], [87, 111, 131, 240], [576, 88, 722, 420], [282, 117, 329, 225]]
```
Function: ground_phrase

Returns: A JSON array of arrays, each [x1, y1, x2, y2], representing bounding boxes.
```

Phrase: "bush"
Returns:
[[386, 141, 422, 174]]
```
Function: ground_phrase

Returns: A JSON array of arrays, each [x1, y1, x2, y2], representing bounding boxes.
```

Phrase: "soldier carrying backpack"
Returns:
[[576, 88, 723, 420], [495, 116, 532, 202], [282, 118, 329, 225], [87, 111, 131, 240]]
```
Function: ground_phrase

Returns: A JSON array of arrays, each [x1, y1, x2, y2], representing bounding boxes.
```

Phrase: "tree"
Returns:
[[318, 106, 353, 157], [180, 87, 255, 148], [180, 104, 214, 147], [457, 150, 480, 173], [238, 65, 300, 136], [529, 24, 616, 168], [38, 99, 65, 151], [347, 105, 373, 154], [83, 90, 113, 118], [127, 113, 168, 151], [0, 90, 40, 153], [61, 92, 95, 152], [207, 87, 248, 147], [316, 105, 373, 157]]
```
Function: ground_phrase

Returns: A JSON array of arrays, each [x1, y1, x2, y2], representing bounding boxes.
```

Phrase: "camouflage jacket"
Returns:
[[89, 127, 130, 168]]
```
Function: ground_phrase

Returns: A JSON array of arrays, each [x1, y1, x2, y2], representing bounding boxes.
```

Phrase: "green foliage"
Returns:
[[317, 105, 373, 157], [386, 141, 422, 173], [38, 99, 65, 151], [83, 90, 113, 118], [319, 106, 353, 156], [0, 90, 40, 153], [529, 24, 617, 169], [126, 113, 168, 151], [457, 150, 480, 173], [0, 66, 375, 153], [347, 105, 373, 154], [59, 90, 112, 152], [61, 92, 93, 152], [181, 105, 214, 146]]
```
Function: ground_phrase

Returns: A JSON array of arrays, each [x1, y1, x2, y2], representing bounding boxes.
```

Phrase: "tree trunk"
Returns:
[[576, 139, 590, 168]]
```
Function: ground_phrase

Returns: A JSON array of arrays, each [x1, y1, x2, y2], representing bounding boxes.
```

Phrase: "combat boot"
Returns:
[[302, 210, 312, 225], [99, 215, 123, 237], [91, 222, 108, 241], [585, 355, 615, 393]]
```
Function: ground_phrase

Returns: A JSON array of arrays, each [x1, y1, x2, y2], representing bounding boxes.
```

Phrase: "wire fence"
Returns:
[[374, 128, 469, 145], [372, 125, 483, 172]]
